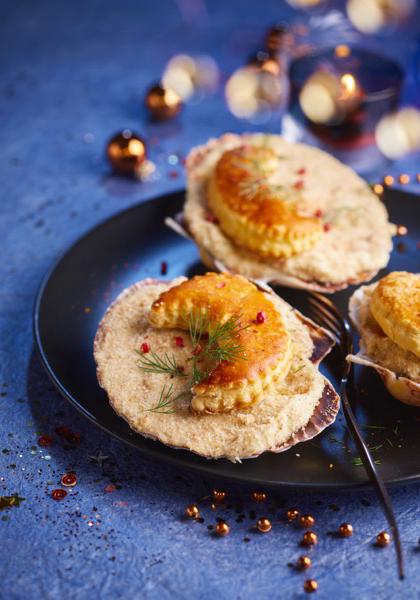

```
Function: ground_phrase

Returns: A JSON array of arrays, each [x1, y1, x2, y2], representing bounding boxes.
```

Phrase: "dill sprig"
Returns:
[[145, 383, 186, 414], [137, 350, 186, 377]]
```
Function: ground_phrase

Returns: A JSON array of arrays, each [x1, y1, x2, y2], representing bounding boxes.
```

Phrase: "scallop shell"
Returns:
[[347, 286, 420, 407]]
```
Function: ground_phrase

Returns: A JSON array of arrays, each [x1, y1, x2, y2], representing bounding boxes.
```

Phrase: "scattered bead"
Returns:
[[213, 489, 227, 502], [383, 175, 394, 186], [257, 517, 272, 533], [61, 473, 77, 487], [396, 225, 408, 236], [185, 504, 200, 519], [251, 491, 267, 503], [399, 173, 410, 185], [174, 336, 185, 348], [38, 434, 53, 447], [51, 489, 67, 501], [376, 531, 391, 547], [301, 531, 318, 546], [304, 579, 318, 593], [297, 555, 312, 570], [338, 523, 353, 537], [373, 183, 384, 195], [286, 508, 299, 521], [300, 515, 315, 529], [140, 342, 150, 353], [256, 311, 267, 324], [145, 82, 182, 120], [106, 130, 147, 176], [215, 520, 230, 537]]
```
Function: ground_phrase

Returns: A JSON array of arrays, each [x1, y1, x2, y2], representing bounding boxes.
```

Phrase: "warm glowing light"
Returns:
[[225, 66, 282, 119], [399, 174, 410, 185], [373, 184, 384, 195], [375, 108, 420, 159], [299, 71, 339, 124], [347, 0, 415, 33], [340, 74, 357, 98], [335, 45, 351, 58], [383, 175, 394, 186], [162, 54, 219, 101]]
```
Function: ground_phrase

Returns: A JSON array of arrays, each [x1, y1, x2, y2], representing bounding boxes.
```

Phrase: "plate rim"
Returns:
[[33, 190, 420, 490]]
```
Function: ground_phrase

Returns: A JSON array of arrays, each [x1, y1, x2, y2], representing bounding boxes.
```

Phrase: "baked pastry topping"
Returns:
[[207, 145, 323, 258], [150, 272, 292, 413]]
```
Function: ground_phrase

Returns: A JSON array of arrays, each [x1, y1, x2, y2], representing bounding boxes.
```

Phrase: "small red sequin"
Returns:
[[38, 434, 53, 447], [323, 223, 331, 232], [256, 311, 267, 324], [296, 167, 306, 175], [51, 489, 67, 501], [205, 213, 219, 224], [314, 209, 323, 218], [61, 473, 77, 487], [141, 342, 150, 353], [160, 261, 168, 275], [174, 336, 185, 348], [293, 180, 304, 190]]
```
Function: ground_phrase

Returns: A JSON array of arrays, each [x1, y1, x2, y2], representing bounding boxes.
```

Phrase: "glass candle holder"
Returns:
[[283, 46, 404, 176]]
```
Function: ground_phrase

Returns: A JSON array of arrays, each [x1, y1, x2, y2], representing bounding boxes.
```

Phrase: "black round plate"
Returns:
[[34, 189, 420, 489]]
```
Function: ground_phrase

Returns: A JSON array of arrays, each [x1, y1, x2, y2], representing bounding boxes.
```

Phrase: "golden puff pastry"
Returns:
[[150, 272, 292, 413]]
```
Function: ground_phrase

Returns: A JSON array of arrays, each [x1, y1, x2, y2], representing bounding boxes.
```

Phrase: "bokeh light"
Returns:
[[225, 66, 283, 120], [375, 107, 420, 159], [162, 54, 219, 101], [346, 0, 415, 33]]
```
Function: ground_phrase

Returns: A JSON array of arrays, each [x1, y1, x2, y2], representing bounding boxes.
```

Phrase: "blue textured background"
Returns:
[[1, 1, 419, 598]]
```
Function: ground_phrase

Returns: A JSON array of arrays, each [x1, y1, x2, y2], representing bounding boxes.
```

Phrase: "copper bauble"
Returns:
[[376, 531, 391, 547], [107, 129, 146, 175], [185, 504, 200, 519], [399, 173, 410, 185], [297, 555, 312, 570], [304, 579, 318, 593], [300, 515, 315, 529], [215, 520, 230, 536], [145, 83, 182, 120], [257, 517, 272, 533], [251, 491, 267, 503], [339, 523, 354, 537], [213, 489, 227, 502], [286, 507, 299, 521], [383, 175, 394, 186], [302, 531, 318, 546]]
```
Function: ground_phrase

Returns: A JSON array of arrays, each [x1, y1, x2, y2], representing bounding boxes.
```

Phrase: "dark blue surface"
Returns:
[[1, 1, 419, 598]]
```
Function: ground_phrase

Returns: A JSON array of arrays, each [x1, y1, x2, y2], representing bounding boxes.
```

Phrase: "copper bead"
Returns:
[[376, 531, 391, 547], [215, 520, 230, 537], [213, 489, 227, 502], [251, 491, 267, 503], [257, 518, 272, 533], [185, 504, 200, 519], [399, 173, 410, 185], [286, 507, 299, 521], [383, 175, 394, 186], [304, 579, 318, 593], [301, 531, 318, 546], [373, 184, 384, 196], [396, 225, 408, 236], [107, 130, 147, 175], [297, 555, 312, 570], [145, 83, 182, 120], [300, 515, 315, 529], [338, 523, 353, 537]]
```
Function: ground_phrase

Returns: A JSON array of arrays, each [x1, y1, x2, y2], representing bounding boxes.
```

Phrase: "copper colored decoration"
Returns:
[[300, 514, 315, 528], [376, 531, 391, 547], [185, 504, 200, 519], [286, 507, 299, 521], [383, 175, 394, 186], [297, 556, 312, 570], [396, 225, 408, 236], [51, 489, 67, 501], [338, 523, 354, 537], [61, 473, 77, 487], [251, 491, 267, 503], [399, 173, 410, 185], [107, 130, 147, 175], [302, 531, 318, 546], [145, 83, 182, 120], [257, 517, 272, 533], [213, 489, 227, 502], [304, 579, 318, 593], [373, 184, 384, 196], [215, 520, 230, 536]]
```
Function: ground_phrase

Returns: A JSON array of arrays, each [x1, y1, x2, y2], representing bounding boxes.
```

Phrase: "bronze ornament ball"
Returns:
[[145, 82, 182, 120], [106, 129, 147, 176]]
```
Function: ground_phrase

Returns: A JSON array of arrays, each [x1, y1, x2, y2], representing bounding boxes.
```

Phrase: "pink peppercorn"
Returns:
[[296, 167, 306, 175], [323, 223, 331, 232], [174, 336, 184, 348], [256, 311, 267, 324], [294, 180, 304, 190], [141, 342, 150, 353]]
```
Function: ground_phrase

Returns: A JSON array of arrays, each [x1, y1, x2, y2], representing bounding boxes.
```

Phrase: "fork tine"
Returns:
[[308, 298, 342, 337]]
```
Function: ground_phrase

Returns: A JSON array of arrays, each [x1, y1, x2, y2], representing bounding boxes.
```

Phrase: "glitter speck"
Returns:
[[88, 521, 94, 527], [168, 154, 179, 165]]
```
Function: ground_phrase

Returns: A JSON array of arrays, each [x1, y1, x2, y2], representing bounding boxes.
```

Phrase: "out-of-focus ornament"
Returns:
[[162, 54, 219, 101], [376, 531, 391, 547], [251, 491, 267, 503], [300, 515, 316, 528], [297, 556, 312, 570], [225, 66, 283, 120], [399, 174, 410, 185], [213, 489, 227, 502], [373, 184, 384, 196], [145, 83, 182, 120], [304, 579, 318, 594], [265, 23, 294, 55], [301, 531, 318, 546], [375, 108, 420, 160], [346, 0, 415, 33], [299, 70, 362, 125], [107, 130, 147, 176], [335, 45, 351, 59], [287, 507, 300, 521], [338, 523, 353, 537], [185, 504, 200, 519]]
